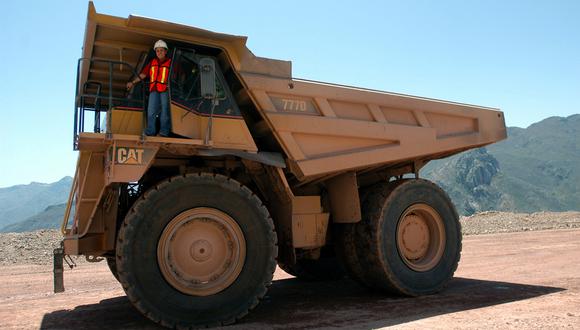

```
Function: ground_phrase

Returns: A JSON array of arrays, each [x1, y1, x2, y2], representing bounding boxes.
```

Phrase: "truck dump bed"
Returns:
[[243, 75, 506, 179]]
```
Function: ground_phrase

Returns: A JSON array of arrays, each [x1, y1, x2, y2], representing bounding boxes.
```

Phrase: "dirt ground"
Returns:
[[0, 229, 578, 329]]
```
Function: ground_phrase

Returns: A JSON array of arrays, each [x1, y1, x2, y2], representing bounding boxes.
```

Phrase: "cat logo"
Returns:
[[116, 147, 145, 165]]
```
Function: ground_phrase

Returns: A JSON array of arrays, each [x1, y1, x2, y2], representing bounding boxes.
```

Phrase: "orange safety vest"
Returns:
[[148, 58, 171, 93]]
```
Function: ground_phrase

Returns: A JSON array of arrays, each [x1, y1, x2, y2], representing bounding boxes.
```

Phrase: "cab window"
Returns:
[[170, 49, 239, 117]]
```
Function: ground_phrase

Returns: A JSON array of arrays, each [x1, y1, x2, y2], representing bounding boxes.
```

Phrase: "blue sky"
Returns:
[[1, 0, 578, 187]]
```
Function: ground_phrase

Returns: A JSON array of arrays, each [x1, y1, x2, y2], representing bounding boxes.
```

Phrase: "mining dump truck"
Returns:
[[57, 2, 507, 328]]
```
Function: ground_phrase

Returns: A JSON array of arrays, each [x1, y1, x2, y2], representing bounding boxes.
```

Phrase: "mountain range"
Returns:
[[1, 203, 68, 233], [0, 114, 578, 232], [0, 177, 72, 231], [422, 114, 579, 215]]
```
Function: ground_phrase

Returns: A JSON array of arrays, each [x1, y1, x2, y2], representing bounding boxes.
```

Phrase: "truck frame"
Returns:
[[56, 3, 507, 328]]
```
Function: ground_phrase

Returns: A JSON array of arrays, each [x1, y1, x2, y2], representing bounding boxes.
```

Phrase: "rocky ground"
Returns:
[[459, 211, 580, 235], [1, 227, 579, 329], [1, 211, 579, 266]]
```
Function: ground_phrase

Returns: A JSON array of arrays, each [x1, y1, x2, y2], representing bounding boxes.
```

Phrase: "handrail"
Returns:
[[66, 58, 148, 236], [61, 156, 80, 235], [72, 151, 94, 235], [60, 152, 108, 238], [82, 81, 102, 132], [73, 58, 146, 150], [75, 184, 107, 239]]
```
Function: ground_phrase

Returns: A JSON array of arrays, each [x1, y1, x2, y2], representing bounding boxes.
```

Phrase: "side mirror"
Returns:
[[199, 57, 216, 99]]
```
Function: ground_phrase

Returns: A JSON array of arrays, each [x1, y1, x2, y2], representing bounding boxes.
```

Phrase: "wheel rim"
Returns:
[[396, 203, 446, 272], [157, 207, 246, 296]]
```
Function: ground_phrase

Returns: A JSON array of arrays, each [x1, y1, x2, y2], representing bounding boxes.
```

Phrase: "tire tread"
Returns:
[[116, 173, 277, 328]]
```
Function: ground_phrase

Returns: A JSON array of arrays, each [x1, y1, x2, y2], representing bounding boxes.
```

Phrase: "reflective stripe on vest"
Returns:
[[149, 58, 171, 93]]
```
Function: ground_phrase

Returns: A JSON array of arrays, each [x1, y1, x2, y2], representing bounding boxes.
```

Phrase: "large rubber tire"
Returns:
[[355, 179, 461, 296], [334, 223, 369, 286], [116, 173, 277, 328], [278, 246, 345, 281], [333, 183, 399, 287]]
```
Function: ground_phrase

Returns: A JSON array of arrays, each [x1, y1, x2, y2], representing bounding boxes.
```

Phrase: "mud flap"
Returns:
[[53, 246, 65, 293]]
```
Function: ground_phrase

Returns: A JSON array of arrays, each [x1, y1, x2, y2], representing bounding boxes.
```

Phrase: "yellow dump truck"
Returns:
[[57, 3, 507, 328]]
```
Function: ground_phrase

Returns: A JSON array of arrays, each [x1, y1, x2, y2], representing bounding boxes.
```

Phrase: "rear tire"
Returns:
[[356, 179, 461, 296], [333, 182, 401, 287], [334, 223, 369, 286], [116, 173, 277, 328]]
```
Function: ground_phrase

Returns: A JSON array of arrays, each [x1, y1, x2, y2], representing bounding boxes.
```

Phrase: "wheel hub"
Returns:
[[158, 208, 246, 296], [400, 215, 430, 259], [396, 204, 446, 272], [189, 239, 213, 262]]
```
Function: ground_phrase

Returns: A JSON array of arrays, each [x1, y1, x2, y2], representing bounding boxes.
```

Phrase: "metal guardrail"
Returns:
[[65, 58, 147, 235], [73, 58, 146, 150]]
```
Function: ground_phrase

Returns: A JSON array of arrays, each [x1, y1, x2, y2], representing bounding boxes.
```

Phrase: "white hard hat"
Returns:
[[154, 40, 168, 50]]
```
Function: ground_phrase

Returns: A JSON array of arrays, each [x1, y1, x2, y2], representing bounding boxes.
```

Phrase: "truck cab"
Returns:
[[76, 47, 257, 150]]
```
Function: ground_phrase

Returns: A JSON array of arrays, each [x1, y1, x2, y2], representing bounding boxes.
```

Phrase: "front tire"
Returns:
[[116, 173, 277, 328]]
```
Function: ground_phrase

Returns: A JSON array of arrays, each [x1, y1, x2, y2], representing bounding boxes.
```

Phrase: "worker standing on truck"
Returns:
[[126, 40, 172, 137]]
